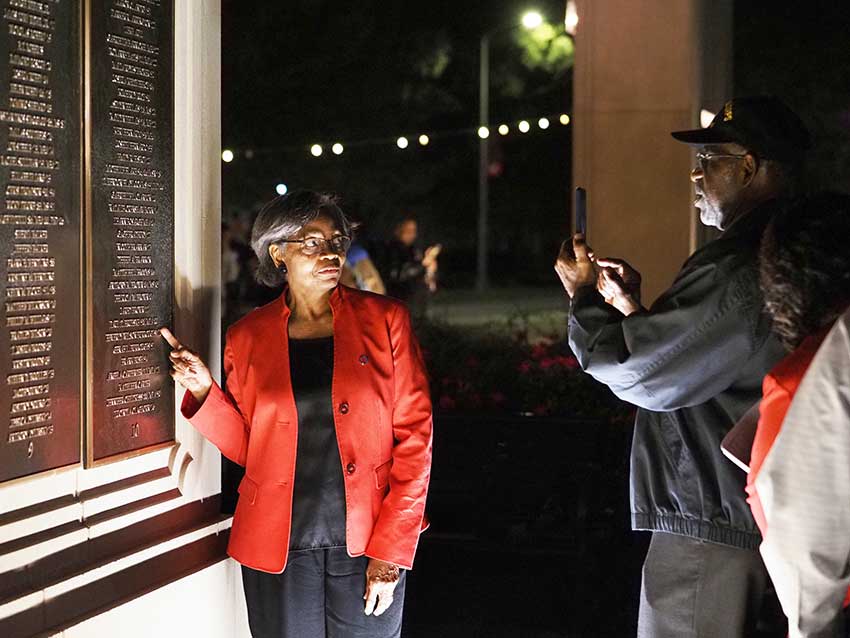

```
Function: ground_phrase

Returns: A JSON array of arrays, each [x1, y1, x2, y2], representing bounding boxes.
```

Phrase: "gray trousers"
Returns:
[[637, 532, 784, 638], [241, 547, 406, 638]]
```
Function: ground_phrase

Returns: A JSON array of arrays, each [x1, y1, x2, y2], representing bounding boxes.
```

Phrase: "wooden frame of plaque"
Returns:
[[83, 0, 174, 467]]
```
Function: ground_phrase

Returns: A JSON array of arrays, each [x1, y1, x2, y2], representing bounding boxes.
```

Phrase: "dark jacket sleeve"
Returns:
[[567, 259, 767, 412]]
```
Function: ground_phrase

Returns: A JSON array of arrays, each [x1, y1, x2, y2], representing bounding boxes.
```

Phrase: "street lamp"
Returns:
[[522, 11, 543, 29], [477, 10, 545, 291]]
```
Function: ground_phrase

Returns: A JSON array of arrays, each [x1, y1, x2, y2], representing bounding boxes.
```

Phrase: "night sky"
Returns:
[[221, 0, 850, 286]]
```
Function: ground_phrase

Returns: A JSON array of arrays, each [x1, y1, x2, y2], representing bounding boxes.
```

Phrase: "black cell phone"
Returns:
[[574, 186, 587, 236]]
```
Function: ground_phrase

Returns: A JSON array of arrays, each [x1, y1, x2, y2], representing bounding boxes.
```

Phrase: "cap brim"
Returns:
[[670, 127, 737, 145]]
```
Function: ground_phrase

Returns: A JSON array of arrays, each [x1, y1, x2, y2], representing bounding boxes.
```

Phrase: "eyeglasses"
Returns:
[[695, 152, 749, 169], [279, 235, 351, 256]]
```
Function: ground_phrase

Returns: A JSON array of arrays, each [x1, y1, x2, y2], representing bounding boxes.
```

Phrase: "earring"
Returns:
[[277, 262, 287, 274]]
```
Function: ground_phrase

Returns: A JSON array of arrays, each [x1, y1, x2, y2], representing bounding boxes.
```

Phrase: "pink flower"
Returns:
[[531, 344, 548, 360], [539, 357, 556, 370], [553, 355, 580, 370], [518, 360, 532, 374]]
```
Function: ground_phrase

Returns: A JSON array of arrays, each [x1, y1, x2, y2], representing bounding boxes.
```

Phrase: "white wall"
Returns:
[[62, 559, 249, 638]]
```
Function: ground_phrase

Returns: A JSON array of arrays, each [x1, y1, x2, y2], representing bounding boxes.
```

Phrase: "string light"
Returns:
[[275, 183, 288, 195], [227, 113, 571, 158]]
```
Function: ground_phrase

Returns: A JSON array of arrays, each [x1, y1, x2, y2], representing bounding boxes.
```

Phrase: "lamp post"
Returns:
[[476, 11, 544, 292], [477, 34, 490, 291]]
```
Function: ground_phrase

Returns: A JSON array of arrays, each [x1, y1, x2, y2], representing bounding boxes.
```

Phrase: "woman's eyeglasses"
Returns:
[[280, 235, 351, 256]]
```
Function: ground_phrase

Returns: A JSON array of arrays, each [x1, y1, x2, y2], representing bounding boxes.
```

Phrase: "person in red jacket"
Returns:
[[747, 191, 850, 629], [160, 189, 433, 638]]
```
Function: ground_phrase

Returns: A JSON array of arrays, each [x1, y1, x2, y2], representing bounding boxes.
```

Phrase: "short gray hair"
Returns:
[[250, 189, 353, 288]]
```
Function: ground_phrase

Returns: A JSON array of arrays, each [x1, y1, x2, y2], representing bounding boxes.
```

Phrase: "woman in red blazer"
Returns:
[[161, 190, 432, 638]]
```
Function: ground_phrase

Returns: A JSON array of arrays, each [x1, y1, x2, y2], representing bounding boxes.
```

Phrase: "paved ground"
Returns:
[[427, 286, 569, 339]]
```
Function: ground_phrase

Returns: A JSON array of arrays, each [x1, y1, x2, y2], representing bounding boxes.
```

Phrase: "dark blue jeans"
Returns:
[[241, 547, 406, 638]]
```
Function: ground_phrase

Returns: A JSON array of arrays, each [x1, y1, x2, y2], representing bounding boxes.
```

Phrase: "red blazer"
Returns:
[[746, 328, 830, 534], [747, 324, 850, 608], [181, 286, 433, 573]]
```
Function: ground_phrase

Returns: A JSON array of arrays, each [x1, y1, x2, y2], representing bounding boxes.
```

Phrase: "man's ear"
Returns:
[[741, 153, 759, 187]]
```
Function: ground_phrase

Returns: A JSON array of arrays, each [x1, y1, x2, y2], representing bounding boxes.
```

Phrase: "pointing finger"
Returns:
[[160, 327, 182, 350]]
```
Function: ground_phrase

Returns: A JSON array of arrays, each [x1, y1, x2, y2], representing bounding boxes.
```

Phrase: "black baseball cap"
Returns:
[[671, 96, 810, 160]]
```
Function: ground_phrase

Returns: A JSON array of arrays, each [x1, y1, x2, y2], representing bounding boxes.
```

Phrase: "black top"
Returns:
[[288, 336, 347, 551]]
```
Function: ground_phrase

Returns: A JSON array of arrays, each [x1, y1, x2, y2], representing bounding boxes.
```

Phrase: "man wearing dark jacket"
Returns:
[[554, 97, 810, 637]]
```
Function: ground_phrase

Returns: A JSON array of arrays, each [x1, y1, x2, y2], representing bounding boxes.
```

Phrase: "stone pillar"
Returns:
[[572, 0, 732, 304]]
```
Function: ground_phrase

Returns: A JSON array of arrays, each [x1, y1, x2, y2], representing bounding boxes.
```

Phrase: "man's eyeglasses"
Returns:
[[695, 152, 749, 169], [280, 235, 352, 256]]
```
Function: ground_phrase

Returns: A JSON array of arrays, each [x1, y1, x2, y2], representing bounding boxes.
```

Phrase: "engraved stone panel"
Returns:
[[0, 0, 81, 483], [87, 0, 173, 463]]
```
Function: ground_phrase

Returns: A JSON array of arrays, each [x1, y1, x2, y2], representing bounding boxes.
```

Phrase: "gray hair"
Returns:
[[250, 189, 353, 288]]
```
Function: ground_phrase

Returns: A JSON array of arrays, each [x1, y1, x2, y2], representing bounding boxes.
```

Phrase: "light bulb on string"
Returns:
[[310, 144, 323, 157], [518, 120, 530, 133], [397, 136, 409, 149]]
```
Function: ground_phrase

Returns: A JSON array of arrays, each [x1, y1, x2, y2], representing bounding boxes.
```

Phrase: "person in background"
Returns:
[[747, 192, 850, 638], [161, 190, 432, 638], [378, 216, 441, 317], [341, 239, 386, 294], [555, 96, 809, 637]]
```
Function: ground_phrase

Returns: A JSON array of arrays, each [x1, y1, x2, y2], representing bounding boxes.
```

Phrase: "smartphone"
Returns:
[[574, 187, 587, 236]]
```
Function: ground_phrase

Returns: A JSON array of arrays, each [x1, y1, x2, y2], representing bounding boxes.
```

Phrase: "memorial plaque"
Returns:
[[86, 0, 173, 464], [0, 0, 82, 483]]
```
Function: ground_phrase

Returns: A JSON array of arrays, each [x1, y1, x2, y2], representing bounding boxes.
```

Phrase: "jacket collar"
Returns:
[[276, 285, 345, 323]]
